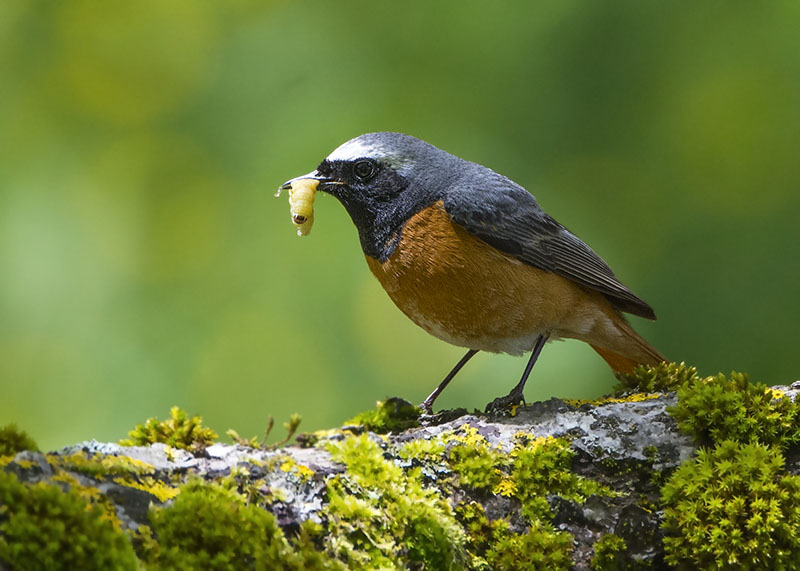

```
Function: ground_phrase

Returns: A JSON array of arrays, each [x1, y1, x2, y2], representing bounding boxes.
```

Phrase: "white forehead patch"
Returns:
[[325, 137, 413, 175], [326, 138, 383, 162]]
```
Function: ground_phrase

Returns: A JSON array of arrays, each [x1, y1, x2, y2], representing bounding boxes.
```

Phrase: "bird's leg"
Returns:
[[420, 349, 479, 414], [485, 334, 549, 413]]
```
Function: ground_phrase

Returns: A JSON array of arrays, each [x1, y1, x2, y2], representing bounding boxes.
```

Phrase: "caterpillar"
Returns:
[[277, 178, 318, 236]]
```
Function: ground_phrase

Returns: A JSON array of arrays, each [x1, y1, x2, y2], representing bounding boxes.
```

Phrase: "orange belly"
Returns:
[[365, 201, 618, 355]]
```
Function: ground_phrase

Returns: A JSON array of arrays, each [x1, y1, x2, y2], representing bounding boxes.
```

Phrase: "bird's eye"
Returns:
[[353, 159, 376, 181]]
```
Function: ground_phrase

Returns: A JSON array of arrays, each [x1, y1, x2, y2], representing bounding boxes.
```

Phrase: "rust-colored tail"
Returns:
[[590, 344, 663, 374], [590, 314, 666, 374]]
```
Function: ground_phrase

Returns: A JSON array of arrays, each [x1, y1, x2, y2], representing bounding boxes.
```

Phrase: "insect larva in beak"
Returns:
[[280, 178, 318, 236]]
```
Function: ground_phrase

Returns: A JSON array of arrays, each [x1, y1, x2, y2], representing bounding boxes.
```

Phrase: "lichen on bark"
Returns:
[[2, 364, 800, 570]]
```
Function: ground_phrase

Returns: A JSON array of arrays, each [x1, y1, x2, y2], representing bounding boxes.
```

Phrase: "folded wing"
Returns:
[[442, 175, 656, 320]]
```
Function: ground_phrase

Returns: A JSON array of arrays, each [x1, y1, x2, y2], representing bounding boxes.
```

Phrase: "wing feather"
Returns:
[[442, 175, 656, 319]]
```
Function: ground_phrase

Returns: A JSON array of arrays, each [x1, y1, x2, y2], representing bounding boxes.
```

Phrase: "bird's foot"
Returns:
[[484, 390, 526, 414], [419, 407, 470, 426]]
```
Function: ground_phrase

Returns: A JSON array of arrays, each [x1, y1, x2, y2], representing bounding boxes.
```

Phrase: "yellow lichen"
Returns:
[[50, 472, 82, 487], [53, 451, 157, 479], [101, 455, 156, 476], [313, 428, 348, 440], [563, 392, 662, 407], [280, 458, 315, 481], [510, 434, 559, 453], [443, 424, 489, 448], [768, 388, 787, 399], [11, 459, 35, 470], [50, 472, 124, 530], [115, 476, 180, 503]]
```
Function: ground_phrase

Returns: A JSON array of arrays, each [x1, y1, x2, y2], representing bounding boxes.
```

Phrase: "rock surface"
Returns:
[[6, 381, 800, 569]]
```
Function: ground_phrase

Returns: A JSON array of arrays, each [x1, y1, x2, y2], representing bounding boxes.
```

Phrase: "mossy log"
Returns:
[[3, 367, 800, 569]]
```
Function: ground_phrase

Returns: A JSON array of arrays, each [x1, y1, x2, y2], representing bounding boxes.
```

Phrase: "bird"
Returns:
[[280, 132, 665, 413]]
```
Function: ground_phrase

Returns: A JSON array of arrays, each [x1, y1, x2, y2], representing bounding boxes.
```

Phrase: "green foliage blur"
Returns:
[[1, 1, 798, 451]]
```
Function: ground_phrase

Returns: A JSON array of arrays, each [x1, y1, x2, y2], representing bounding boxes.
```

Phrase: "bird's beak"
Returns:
[[279, 171, 322, 192], [277, 171, 343, 196]]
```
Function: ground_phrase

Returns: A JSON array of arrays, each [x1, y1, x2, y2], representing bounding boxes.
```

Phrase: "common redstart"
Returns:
[[281, 132, 665, 413]]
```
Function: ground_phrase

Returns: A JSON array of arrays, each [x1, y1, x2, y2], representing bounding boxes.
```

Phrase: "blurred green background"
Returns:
[[2, 1, 798, 451]]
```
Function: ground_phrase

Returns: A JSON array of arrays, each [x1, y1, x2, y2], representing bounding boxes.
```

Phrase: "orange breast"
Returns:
[[365, 201, 614, 355]]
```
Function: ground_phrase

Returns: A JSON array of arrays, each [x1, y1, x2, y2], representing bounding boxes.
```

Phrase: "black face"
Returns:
[[315, 157, 436, 261], [316, 158, 399, 199]]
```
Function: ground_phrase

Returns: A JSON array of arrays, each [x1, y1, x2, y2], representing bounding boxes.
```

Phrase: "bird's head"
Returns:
[[281, 132, 463, 260]]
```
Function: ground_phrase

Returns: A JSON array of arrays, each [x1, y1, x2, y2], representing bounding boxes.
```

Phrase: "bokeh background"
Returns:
[[2, 1, 798, 451]]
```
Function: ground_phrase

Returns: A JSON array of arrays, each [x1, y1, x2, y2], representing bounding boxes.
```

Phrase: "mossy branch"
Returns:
[[3, 364, 800, 569]]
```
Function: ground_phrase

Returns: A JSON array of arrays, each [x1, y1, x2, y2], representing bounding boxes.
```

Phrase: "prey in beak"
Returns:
[[277, 171, 343, 193], [276, 172, 344, 236]]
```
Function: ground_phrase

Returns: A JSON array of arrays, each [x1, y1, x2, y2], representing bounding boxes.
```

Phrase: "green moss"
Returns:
[[670, 371, 800, 448], [455, 501, 572, 571], [398, 436, 446, 461], [652, 367, 800, 567], [660, 368, 800, 567], [0, 470, 138, 570], [280, 413, 303, 445], [120, 406, 218, 452], [402, 425, 613, 568], [227, 413, 303, 450], [288, 520, 346, 571], [0, 424, 39, 458], [590, 534, 627, 570], [344, 397, 421, 434], [325, 433, 466, 569], [615, 361, 700, 394], [128, 523, 160, 564], [661, 440, 800, 569], [146, 478, 336, 570], [512, 434, 610, 521], [486, 517, 573, 571], [27, 365, 800, 569], [225, 428, 262, 449], [447, 433, 504, 492], [455, 501, 505, 569], [406, 427, 609, 570]]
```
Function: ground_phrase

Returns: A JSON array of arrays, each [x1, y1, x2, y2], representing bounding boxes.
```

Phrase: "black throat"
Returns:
[[323, 170, 439, 262]]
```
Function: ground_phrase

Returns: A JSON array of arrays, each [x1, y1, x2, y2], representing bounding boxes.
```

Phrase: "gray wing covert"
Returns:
[[441, 178, 656, 319]]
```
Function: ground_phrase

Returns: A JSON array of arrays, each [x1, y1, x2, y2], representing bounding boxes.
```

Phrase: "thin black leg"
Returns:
[[420, 349, 479, 413], [485, 334, 549, 413]]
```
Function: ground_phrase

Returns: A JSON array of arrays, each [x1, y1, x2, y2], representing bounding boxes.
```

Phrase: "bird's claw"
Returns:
[[484, 391, 526, 414]]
